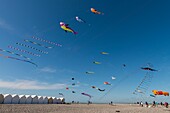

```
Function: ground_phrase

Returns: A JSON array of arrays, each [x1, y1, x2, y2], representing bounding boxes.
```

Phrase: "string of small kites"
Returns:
[[0, 36, 62, 67]]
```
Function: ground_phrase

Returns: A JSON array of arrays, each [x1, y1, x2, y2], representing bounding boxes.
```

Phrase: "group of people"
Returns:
[[138, 101, 168, 108]]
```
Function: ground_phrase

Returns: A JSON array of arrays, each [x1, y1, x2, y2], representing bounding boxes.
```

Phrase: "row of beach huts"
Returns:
[[0, 94, 65, 104]]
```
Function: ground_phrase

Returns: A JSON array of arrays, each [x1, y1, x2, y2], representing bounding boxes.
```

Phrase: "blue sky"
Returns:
[[0, 0, 170, 103]]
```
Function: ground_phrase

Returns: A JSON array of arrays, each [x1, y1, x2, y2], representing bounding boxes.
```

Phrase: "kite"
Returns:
[[24, 39, 53, 49], [133, 71, 154, 95], [136, 89, 143, 93], [31, 36, 62, 47], [91, 8, 104, 15], [59, 93, 64, 96], [141, 67, 158, 71], [0, 54, 37, 67], [60, 22, 78, 35], [0, 48, 32, 60], [91, 86, 105, 92], [16, 42, 48, 54], [86, 71, 95, 74], [133, 64, 157, 95], [93, 61, 101, 64], [101, 52, 109, 55], [72, 91, 76, 93], [111, 77, 116, 80], [75, 16, 86, 23], [91, 86, 96, 89], [152, 90, 169, 96], [150, 94, 156, 98], [104, 82, 112, 85], [81, 93, 92, 98], [72, 83, 75, 86], [98, 88, 105, 92], [8, 46, 40, 57]]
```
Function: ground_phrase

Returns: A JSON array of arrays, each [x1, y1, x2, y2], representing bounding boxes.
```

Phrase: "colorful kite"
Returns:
[[16, 42, 48, 54], [141, 67, 158, 71], [60, 22, 78, 34], [91, 8, 104, 15], [104, 82, 111, 85], [0, 48, 32, 60], [93, 61, 101, 64], [91, 86, 105, 92], [152, 90, 169, 96], [0, 54, 37, 67], [133, 70, 154, 95], [8, 46, 40, 57], [101, 52, 109, 55], [24, 39, 53, 49], [75, 16, 86, 23], [31, 36, 62, 47]]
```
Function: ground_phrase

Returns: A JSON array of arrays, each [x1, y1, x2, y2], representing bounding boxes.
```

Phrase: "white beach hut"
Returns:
[[38, 96, 43, 104], [0, 94, 4, 104], [60, 97, 65, 104], [3, 94, 12, 104], [11, 94, 19, 104], [43, 96, 48, 104], [52, 97, 57, 104], [31, 95, 38, 104], [48, 97, 53, 104], [18, 95, 26, 104], [25, 95, 32, 104], [56, 98, 61, 104]]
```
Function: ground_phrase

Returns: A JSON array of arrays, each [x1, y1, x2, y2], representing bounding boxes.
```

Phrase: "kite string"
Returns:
[[99, 68, 140, 100]]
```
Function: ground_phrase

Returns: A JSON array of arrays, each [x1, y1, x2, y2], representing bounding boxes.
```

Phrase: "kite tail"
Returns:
[[73, 31, 78, 35]]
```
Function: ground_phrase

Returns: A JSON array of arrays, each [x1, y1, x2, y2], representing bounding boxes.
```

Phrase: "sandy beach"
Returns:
[[0, 104, 169, 113]]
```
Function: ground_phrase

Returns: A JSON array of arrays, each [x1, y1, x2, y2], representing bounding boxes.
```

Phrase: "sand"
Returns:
[[0, 104, 169, 113]]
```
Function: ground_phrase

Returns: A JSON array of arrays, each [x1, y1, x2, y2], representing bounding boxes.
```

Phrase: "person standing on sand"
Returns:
[[152, 101, 156, 107], [164, 102, 168, 108], [111, 101, 113, 105], [160, 102, 163, 106], [140, 101, 143, 107], [145, 102, 148, 107], [88, 101, 90, 105]]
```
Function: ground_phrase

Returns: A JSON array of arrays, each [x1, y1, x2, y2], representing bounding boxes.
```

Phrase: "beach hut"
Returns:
[[38, 96, 43, 104], [43, 96, 48, 104], [56, 97, 61, 104], [18, 95, 26, 104], [56, 98, 61, 104], [48, 97, 53, 104], [11, 94, 19, 104], [3, 94, 12, 104], [52, 97, 57, 104], [60, 97, 65, 104], [25, 95, 32, 104], [31, 95, 38, 104], [0, 94, 4, 104]]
